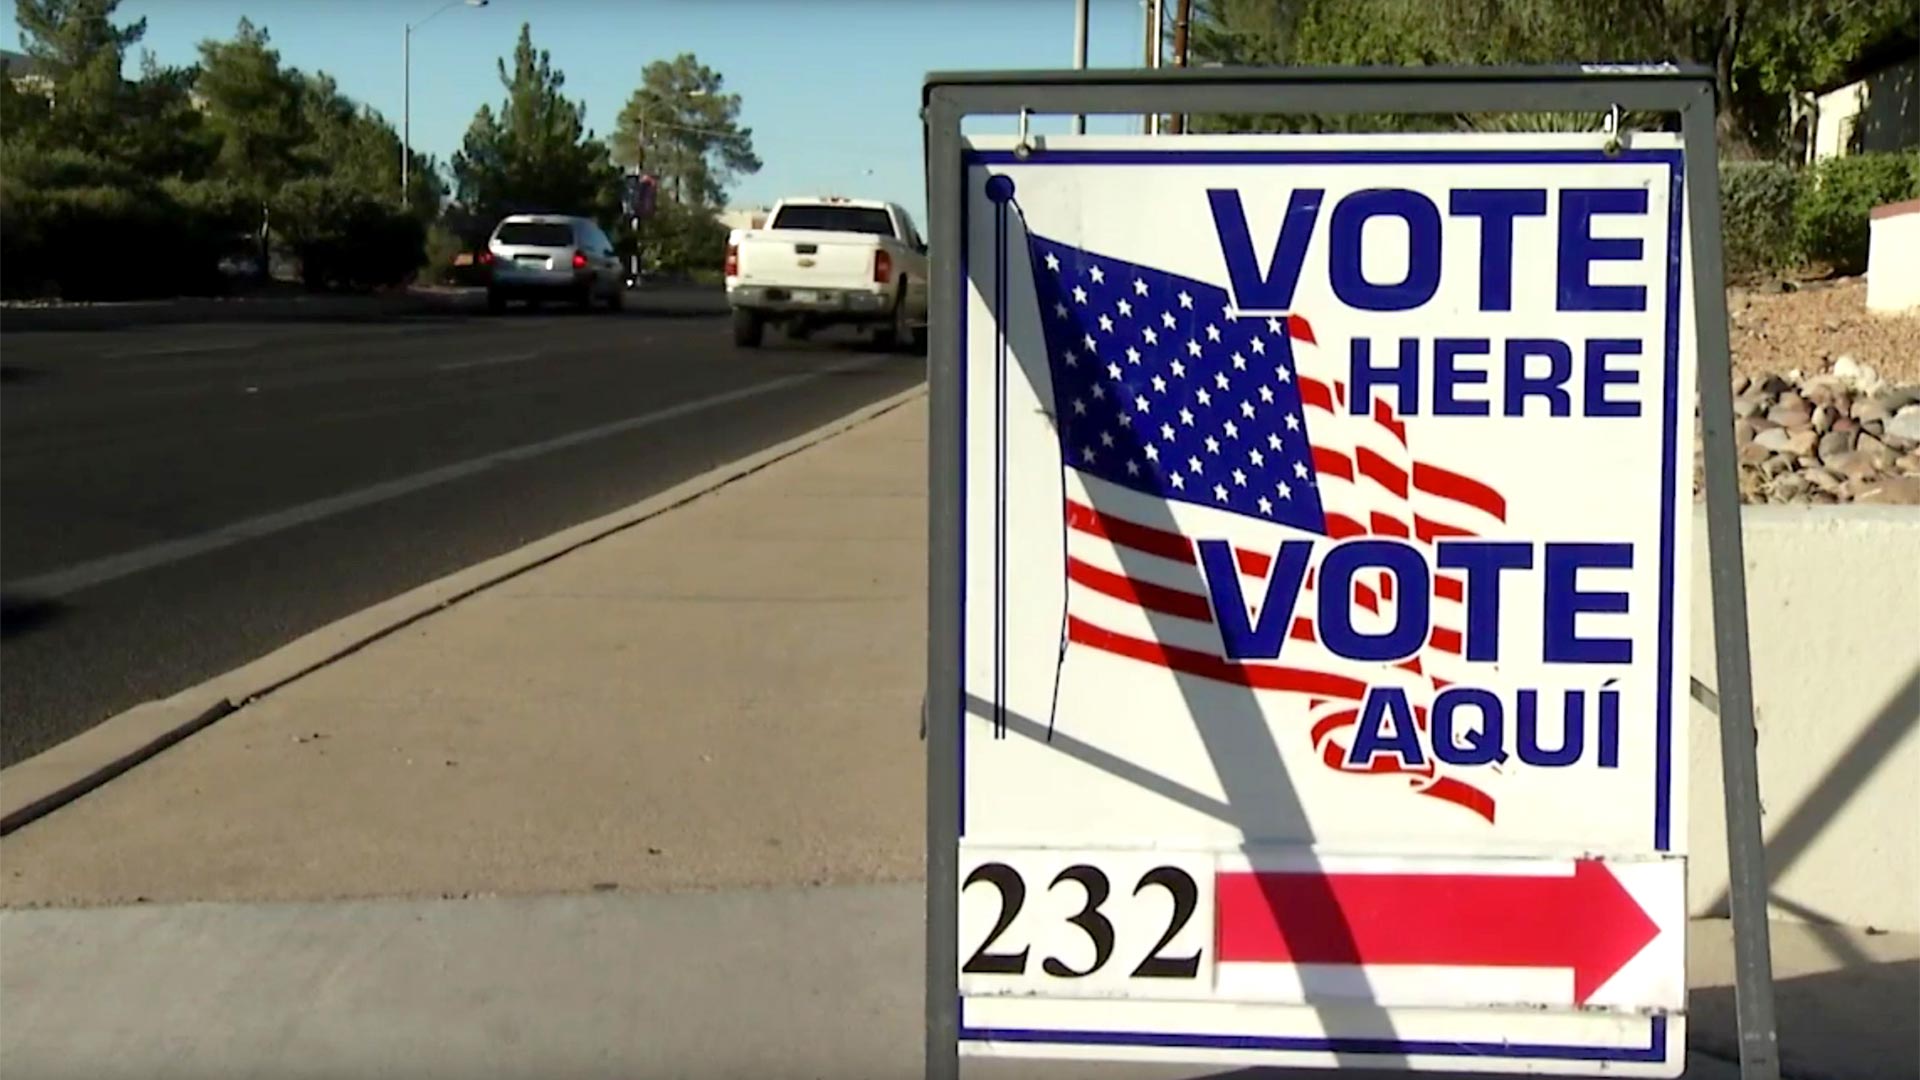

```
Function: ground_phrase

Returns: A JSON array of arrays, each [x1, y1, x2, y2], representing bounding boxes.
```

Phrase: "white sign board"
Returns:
[[954, 133, 1692, 1076]]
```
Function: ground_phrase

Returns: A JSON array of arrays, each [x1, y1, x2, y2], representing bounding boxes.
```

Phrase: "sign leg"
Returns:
[[1683, 82, 1782, 1080]]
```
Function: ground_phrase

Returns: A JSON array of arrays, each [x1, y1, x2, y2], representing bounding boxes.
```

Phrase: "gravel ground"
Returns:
[[1704, 277, 1920, 504], [1727, 277, 1920, 384]]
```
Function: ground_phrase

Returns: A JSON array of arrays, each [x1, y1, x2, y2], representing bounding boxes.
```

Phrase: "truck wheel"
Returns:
[[732, 308, 764, 347], [874, 293, 911, 352]]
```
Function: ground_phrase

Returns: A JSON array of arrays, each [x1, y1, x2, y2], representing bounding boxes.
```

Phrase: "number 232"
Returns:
[[962, 862, 1202, 979]]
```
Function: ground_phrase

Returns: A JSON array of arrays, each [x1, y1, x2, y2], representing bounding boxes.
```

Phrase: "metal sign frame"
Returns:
[[922, 65, 1778, 1080]]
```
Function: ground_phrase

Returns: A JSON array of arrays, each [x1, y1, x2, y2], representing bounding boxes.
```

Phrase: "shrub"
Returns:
[[1795, 151, 1920, 275], [272, 178, 426, 292], [1720, 160, 1801, 279], [0, 144, 145, 192], [632, 198, 728, 279], [0, 181, 236, 300]]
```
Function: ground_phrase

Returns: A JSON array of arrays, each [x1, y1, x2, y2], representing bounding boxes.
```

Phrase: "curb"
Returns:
[[0, 383, 929, 836]]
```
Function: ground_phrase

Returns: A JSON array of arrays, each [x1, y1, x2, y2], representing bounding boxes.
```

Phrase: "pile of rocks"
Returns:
[[1701, 358, 1920, 505]]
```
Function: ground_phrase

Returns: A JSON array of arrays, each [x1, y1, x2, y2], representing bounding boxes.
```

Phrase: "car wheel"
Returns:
[[732, 307, 764, 348], [487, 289, 506, 314], [605, 286, 625, 312]]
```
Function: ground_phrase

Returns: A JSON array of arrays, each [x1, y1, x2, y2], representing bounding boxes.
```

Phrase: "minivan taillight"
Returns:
[[724, 242, 739, 277], [874, 249, 892, 284], [478, 250, 493, 265], [572, 250, 588, 270]]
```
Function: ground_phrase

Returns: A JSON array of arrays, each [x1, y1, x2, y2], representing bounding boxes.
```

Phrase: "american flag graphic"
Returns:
[[1026, 231, 1511, 822]]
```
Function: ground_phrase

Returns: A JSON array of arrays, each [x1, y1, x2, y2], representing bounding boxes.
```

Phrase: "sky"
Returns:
[[5, 0, 1168, 223]]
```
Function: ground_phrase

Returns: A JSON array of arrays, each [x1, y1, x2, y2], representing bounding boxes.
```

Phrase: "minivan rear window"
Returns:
[[770, 206, 895, 236], [494, 222, 575, 247]]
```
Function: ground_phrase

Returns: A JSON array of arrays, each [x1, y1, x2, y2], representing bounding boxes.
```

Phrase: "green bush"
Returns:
[[0, 144, 146, 192], [272, 178, 426, 292], [1720, 160, 1801, 279], [0, 181, 240, 300], [1795, 151, 1920, 275], [631, 198, 728, 279]]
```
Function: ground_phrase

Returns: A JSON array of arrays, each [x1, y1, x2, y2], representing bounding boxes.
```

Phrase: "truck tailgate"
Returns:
[[736, 230, 881, 291]]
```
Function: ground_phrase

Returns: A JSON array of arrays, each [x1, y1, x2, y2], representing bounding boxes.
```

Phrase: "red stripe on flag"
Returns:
[[1436, 575, 1465, 603], [1066, 557, 1213, 623], [1286, 314, 1316, 345], [1312, 447, 1354, 482], [1424, 777, 1498, 822], [1372, 397, 1408, 445], [1313, 443, 1359, 480], [1413, 462, 1508, 520], [1065, 500, 1270, 578], [1430, 626, 1464, 654], [1066, 500, 1192, 563], [1066, 616, 1368, 700], [1299, 378, 1334, 413], [1290, 616, 1315, 643], [1325, 513, 1367, 541], [1415, 515, 1476, 545], [1369, 512, 1410, 538], [1354, 447, 1409, 498]]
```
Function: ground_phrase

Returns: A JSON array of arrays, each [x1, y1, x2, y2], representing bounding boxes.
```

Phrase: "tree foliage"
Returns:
[[610, 52, 761, 209], [1186, 0, 1915, 156], [452, 23, 619, 224], [4, 2, 448, 297]]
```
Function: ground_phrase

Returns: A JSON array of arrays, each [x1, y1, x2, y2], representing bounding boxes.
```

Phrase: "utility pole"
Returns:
[[1072, 0, 1089, 134], [1169, 0, 1191, 134]]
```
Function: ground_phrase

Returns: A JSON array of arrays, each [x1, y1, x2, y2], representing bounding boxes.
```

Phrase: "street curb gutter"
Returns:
[[0, 383, 929, 836]]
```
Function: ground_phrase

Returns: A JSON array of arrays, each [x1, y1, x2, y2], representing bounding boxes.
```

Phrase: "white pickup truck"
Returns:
[[724, 196, 928, 351]]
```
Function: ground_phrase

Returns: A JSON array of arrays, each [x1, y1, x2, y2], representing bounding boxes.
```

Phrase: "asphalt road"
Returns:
[[0, 296, 925, 765]]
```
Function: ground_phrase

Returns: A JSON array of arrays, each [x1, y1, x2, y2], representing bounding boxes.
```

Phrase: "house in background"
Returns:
[[0, 47, 53, 96], [1794, 32, 1918, 164], [716, 206, 769, 232]]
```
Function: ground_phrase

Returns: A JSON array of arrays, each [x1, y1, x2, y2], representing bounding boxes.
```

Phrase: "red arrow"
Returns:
[[1215, 860, 1660, 1004]]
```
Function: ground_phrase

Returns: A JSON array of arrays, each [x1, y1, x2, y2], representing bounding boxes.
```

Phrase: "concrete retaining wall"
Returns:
[[1687, 505, 1920, 933]]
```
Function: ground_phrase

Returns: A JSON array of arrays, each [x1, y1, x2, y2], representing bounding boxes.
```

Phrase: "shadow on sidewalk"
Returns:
[[1691, 958, 1920, 1080]]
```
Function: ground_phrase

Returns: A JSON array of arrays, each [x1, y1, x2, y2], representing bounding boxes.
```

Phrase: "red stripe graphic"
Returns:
[[1372, 397, 1407, 445], [1067, 616, 1369, 700], [1413, 462, 1508, 521], [1299, 378, 1335, 413], [1355, 446, 1409, 498], [1066, 556, 1213, 622], [1312, 447, 1354, 483]]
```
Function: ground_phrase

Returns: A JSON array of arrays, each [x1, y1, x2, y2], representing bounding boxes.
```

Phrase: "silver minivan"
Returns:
[[483, 214, 625, 312]]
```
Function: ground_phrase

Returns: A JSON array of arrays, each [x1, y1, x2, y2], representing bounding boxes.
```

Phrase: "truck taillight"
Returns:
[[874, 249, 892, 284], [724, 241, 739, 277]]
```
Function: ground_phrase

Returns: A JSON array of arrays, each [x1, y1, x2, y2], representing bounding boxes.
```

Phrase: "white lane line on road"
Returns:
[[8, 357, 886, 599], [435, 351, 542, 372], [101, 341, 261, 360]]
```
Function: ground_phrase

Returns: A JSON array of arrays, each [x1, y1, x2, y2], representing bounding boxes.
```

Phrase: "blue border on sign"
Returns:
[[954, 146, 1685, 1064]]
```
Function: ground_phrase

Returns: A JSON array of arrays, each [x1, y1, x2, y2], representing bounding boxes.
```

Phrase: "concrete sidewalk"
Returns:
[[2, 396, 1913, 1079]]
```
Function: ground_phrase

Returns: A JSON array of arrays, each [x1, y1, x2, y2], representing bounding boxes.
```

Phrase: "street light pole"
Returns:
[[1072, 0, 1088, 134], [402, 0, 487, 208], [402, 25, 410, 205]]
